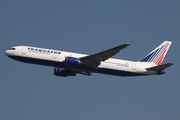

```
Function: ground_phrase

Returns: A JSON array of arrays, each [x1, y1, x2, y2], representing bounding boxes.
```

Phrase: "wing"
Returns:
[[80, 43, 130, 68]]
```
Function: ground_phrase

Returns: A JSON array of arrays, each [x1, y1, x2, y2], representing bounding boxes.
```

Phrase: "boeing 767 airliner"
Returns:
[[5, 41, 174, 77]]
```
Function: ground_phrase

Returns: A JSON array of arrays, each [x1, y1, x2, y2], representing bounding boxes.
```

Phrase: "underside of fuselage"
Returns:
[[7, 55, 145, 77]]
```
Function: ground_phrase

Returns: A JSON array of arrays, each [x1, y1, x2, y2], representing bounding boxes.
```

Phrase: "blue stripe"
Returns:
[[148, 48, 160, 62], [8, 55, 145, 77], [140, 52, 155, 62], [8, 55, 66, 67], [148, 45, 164, 62], [140, 45, 164, 62]]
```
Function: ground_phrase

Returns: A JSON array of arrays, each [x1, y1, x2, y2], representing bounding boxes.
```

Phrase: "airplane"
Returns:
[[5, 41, 174, 77]]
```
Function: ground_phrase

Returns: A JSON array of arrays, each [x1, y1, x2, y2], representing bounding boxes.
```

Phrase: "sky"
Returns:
[[0, 0, 180, 120]]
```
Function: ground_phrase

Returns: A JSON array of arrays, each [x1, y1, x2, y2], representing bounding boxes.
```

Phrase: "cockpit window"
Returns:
[[9, 48, 15, 50]]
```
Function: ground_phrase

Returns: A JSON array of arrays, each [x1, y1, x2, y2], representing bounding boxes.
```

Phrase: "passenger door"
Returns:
[[132, 63, 136, 70], [22, 48, 26, 54]]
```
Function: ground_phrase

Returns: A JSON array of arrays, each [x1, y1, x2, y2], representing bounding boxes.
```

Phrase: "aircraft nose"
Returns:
[[5, 50, 11, 56]]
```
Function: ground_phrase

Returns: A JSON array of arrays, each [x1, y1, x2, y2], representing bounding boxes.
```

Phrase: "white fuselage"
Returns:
[[5, 46, 158, 77]]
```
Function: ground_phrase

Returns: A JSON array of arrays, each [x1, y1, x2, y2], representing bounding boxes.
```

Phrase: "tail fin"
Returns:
[[140, 41, 172, 66]]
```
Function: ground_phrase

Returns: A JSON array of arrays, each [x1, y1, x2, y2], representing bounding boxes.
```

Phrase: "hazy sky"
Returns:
[[1, 1, 179, 120]]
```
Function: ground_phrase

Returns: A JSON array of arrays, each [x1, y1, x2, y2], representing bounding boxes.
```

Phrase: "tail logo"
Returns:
[[140, 43, 170, 66]]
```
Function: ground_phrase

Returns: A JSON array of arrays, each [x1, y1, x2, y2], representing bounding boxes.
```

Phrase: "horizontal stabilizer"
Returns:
[[146, 62, 174, 71]]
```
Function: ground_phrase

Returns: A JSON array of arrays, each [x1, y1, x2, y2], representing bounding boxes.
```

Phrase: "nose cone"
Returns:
[[5, 50, 11, 56], [5, 50, 8, 56]]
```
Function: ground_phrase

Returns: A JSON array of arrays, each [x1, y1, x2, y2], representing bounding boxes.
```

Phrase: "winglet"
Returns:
[[146, 62, 174, 71]]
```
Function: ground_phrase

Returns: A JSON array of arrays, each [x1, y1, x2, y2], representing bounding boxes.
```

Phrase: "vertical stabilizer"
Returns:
[[140, 41, 172, 66]]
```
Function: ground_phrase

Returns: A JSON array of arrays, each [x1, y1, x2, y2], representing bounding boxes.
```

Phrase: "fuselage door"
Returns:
[[22, 48, 26, 54], [132, 63, 136, 70], [53, 51, 57, 58]]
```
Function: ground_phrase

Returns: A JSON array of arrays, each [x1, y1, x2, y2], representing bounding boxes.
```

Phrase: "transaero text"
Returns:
[[105, 61, 129, 67], [28, 47, 61, 55]]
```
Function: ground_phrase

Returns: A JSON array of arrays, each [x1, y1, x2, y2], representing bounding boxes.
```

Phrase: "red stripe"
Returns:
[[155, 49, 167, 65], [156, 54, 164, 65], [153, 43, 169, 65], [157, 44, 169, 60], [155, 49, 166, 65]]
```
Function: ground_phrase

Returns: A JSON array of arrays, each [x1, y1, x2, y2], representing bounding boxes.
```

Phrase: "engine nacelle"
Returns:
[[65, 57, 81, 66], [54, 67, 76, 77]]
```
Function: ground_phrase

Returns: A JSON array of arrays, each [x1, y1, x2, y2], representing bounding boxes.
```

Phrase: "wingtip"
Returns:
[[169, 62, 174, 65], [124, 43, 130, 46]]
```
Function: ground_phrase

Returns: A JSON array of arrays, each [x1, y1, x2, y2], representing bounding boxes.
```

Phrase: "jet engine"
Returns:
[[54, 67, 76, 77], [65, 57, 81, 66]]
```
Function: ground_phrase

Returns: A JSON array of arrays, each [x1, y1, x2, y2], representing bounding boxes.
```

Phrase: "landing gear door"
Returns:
[[22, 48, 26, 54]]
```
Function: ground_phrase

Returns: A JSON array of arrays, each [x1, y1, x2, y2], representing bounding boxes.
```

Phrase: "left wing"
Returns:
[[80, 43, 130, 68]]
